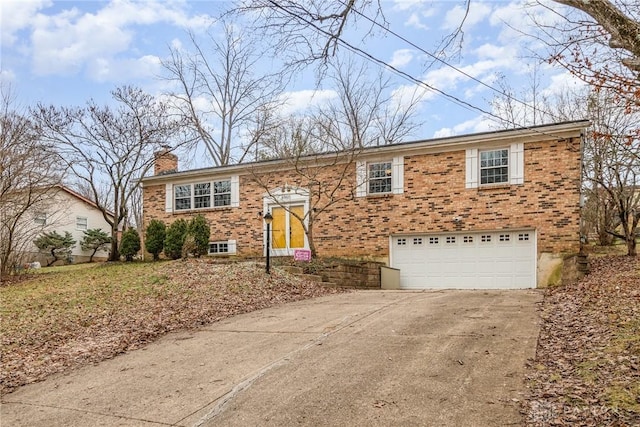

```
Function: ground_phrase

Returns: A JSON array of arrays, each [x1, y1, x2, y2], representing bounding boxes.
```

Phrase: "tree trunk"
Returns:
[[307, 219, 317, 258], [109, 224, 119, 261], [627, 237, 637, 257]]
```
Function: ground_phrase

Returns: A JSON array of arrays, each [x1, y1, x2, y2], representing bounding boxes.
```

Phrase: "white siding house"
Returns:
[[29, 186, 113, 264]]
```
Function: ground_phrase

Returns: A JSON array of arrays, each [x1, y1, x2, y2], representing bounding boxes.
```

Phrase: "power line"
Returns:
[[265, 0, 574, 138], [340, 0, 562, 123]]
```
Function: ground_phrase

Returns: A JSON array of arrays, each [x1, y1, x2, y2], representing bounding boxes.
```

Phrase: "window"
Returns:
[[76, 216, 88, 230], [481, 235, 492, 242], [413, 237, 423, 245], [499, 234, 510, 242], [356, 157, 403, 197], [465, 143, 523, 189], [463, 236, 473, 243], [446, 236, 456, 244], [429, 237, 439, 244], [213, 180, 231, 207], [208, 240, 237, 255], [397, 238, 407, 246], [34, 212, 47, 225], [175, 184, 191, 210], [368, 161, 392, 194], [174, 179, 232, 211], [480, 149, 509, 184], [194, 183, 211, 209], [518, 233, 530, 241], [209, 242, 229, 254]]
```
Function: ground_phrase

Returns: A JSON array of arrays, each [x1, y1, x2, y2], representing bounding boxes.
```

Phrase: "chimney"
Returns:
[[154, 147, 178, 175]]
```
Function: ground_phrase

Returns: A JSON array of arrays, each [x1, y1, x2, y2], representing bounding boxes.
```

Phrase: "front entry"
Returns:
[[270, 205, 306, 256]]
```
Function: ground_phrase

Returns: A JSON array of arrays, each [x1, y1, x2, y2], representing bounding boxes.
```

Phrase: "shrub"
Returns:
[[120, 228, 141, 262], [164, 219, 187, 260], [80, 229, 111, 262], [145, 219, 166, 261], [187, 215, 210, 258], [33, 231, 76, 266]]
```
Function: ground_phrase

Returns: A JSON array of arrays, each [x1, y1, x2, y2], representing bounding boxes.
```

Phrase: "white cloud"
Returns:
[[433, 116, 493, 138], [442, 2, 492, 31], [405, 13, 429, 31], [86, 55, 162, 83], [389, 49, 415, 69], [0, 69, 17, 84], [0, 0, 51, 46], [393, 0, 430, 12], [25, 0, 212, 77], [278, 89, 338, 116]]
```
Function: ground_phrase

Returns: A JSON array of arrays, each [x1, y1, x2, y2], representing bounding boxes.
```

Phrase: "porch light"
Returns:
[[264, 212, 273, 274]]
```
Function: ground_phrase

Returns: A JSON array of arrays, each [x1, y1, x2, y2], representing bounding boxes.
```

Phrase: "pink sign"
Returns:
[[294, 249, 312, 262]]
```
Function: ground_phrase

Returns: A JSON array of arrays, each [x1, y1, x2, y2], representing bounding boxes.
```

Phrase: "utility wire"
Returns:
[[341, 0, 563, 123], [265, 0, 577, 139]]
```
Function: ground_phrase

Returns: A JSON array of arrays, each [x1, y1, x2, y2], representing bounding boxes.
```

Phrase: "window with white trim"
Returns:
[[355, 157, 404, 197], [76, 216, 88, 230], [213, 180, 231, 207], [480, 149, 509, 184], [175, 184, 191, 210], [175, 179, 232, 211], [194, 183, 211, 209], [465, 143, 524, 188], [208, 239, 237, 255], [209, 242, 229, 254], [368, 161, 392, 194], [34, 212, 47, 225]]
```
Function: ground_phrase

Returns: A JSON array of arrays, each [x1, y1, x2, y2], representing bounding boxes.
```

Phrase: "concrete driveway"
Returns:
[[1, 290, 541, 426]]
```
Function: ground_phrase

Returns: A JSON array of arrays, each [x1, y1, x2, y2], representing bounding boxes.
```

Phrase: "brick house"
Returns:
[[141, 120, 589, 289]]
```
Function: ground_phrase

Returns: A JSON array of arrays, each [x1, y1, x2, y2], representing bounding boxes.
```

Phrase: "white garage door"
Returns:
[[390, 230, 536, 289]]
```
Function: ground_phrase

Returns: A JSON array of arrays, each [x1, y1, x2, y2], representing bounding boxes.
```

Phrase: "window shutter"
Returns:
[[165, 183, 173, 213], [230, 175, 240, 207], [465, 149, 478, 188], [228, 239, 237, 255], [392, 156, 404, 194], [510, 143, 524, 185], [355, 161, 367, 197]]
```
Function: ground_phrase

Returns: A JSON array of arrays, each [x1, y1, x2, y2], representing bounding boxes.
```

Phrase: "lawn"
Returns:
[[0, 259, 344, 395], [523, 255, 640, 426]]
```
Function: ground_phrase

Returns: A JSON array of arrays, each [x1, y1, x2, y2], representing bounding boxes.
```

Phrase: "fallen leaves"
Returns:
[[523, 255, 640, 426], [0, 260, 347, 395]]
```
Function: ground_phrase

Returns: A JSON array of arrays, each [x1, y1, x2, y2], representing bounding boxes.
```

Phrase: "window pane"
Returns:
[[480, 149, 509, 184], [175, 185, 191, 198], [175, 184, 192, 210], [368, 162, 392, 194], [213, 180, 231, 206]]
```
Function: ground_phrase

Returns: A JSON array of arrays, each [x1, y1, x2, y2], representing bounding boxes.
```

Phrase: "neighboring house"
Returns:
[[28, 186, 113, 264], [141, 120, 589, 289]]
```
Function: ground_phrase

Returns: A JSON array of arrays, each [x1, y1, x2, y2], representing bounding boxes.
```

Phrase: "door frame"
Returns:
[[263, 187, 310, 257]]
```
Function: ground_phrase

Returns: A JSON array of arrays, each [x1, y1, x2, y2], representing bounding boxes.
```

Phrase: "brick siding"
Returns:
[[142, 137, 582, 259]]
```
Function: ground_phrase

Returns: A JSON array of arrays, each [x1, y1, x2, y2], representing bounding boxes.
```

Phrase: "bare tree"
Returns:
[[0, 85, 65, 276], [161, 20, 284, 166], [232, 0, 385, 70], [582, 89, 640, 255], [489, 77, 639, 255], [33, 86, 188, 261], [251, 59, 422, 256], [526, 1, 639, 108]]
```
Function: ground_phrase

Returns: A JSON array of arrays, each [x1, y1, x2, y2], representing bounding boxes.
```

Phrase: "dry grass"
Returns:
[[0, 259, 346, 395]]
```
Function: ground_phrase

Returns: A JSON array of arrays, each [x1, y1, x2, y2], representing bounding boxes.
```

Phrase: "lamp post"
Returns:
[[264, 212, 273, 274]]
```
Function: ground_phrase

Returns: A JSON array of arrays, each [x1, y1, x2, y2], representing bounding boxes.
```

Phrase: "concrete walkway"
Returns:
[[1, 290, 542, 426]]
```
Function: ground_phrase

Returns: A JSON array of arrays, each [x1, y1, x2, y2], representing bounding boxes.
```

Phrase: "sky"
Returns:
[[1, 0, 586, 167]]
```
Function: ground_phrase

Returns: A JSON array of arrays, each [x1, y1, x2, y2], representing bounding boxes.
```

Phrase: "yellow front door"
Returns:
[[269, 205, 305, 251], [290, 206, 305, 248]]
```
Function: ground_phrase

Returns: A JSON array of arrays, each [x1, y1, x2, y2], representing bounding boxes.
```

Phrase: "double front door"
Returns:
[[270, 205, 305, 255]]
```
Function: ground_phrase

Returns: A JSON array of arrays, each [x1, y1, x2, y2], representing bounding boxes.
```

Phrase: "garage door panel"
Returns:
[[391, 230, 535, 289]]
